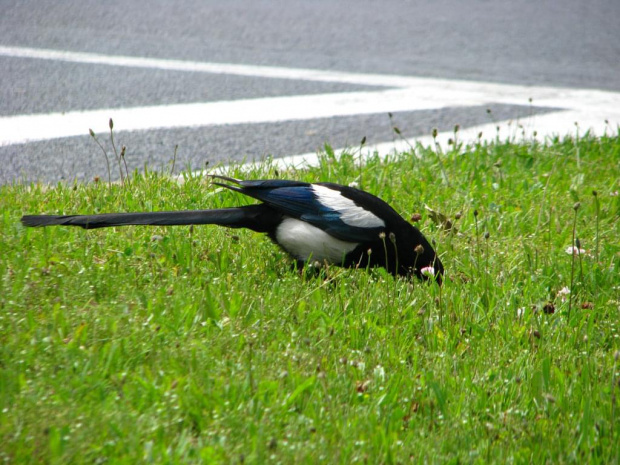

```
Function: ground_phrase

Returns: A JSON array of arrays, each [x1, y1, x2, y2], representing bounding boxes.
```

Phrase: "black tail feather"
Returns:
[[21, 204, 281, 232]]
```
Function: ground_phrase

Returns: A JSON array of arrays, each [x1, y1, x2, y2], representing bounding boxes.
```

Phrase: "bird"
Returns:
[[21, 176, 443, 282]]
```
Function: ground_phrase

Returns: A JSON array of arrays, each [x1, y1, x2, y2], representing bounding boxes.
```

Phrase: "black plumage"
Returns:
[[21, 176, 443, 282]]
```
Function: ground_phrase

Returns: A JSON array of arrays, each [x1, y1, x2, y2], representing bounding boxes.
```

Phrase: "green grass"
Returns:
[[1, 133, 620, 463]]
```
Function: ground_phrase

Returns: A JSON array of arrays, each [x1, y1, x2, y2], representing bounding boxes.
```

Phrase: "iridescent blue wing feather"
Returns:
[[212, 177, 386, 243]]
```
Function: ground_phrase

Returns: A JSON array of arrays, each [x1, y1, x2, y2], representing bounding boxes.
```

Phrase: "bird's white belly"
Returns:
[[275, 217, 359, 263]]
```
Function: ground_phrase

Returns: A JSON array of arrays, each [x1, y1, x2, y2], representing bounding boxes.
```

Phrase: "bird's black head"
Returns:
[[394, 223, 444, 284]]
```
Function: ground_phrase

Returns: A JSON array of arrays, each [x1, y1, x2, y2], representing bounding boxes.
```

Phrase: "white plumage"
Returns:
[[275, 217, 359, 263], [311, 185, 385, 228]]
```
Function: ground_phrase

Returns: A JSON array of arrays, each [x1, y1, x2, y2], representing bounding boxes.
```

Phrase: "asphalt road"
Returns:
[[1, 0, 619, 183]]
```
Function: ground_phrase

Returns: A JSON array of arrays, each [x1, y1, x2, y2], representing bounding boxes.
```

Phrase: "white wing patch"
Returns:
[[275, 218, 359, 263], [311, 185, 385, 228]]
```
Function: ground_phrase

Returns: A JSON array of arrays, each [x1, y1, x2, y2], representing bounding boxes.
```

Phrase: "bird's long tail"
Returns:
[[21, 204, 279, 232]]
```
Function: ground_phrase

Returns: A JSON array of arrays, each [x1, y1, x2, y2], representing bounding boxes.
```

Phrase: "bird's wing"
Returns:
[[212, 177, 387, 243]]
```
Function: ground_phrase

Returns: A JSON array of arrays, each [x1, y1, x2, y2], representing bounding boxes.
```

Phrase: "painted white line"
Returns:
[[2, 45, 618, 102], [0, 87, 490, 146], [0, 45, 420, 88], [214, 109, 617, 177], [1, 45, 619, 154], [4, 81, 618, 147]]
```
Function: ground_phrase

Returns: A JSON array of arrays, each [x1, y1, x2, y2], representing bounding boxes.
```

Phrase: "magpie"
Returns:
[[21, 176, 443, 282]]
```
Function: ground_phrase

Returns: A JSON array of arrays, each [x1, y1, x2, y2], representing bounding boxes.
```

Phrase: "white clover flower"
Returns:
[[557, 286, 571, 302], [565, 246, 586, 256], [421, 266, 435, 278], [557, 286, 571, 296], [373, 365, 385, 382]]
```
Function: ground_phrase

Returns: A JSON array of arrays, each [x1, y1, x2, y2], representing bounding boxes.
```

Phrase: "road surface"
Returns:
[[1, 0, 619, 183]]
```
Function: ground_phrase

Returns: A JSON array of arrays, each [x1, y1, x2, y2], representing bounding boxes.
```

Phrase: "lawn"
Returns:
[[1, 132, 619, 463]]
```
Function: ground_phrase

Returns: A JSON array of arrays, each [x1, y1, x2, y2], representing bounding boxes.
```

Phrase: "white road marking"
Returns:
[[0, 88, 485, 146], [0, 45, 595, 92], [216, 109, 619, 176], [3, 45, 619, 106], [1, 45, 619, 166]]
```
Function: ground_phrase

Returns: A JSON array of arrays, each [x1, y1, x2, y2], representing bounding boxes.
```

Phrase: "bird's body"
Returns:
[[21, 176, 443, 282]]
